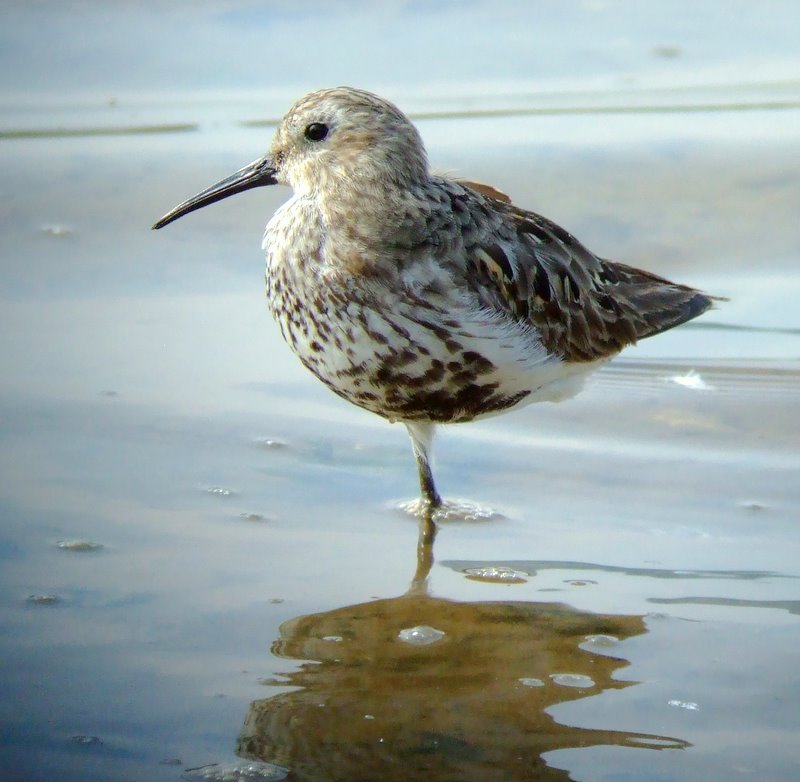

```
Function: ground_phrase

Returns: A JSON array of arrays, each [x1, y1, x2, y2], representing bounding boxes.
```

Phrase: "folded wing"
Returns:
[[459, 183, 717, 363]]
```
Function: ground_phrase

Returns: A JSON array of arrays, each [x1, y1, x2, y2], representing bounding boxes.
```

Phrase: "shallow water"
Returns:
[[2, 3, 800, 781]]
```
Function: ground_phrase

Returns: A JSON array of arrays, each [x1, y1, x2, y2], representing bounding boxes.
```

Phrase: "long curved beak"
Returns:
[[152, 156, 278, 229]]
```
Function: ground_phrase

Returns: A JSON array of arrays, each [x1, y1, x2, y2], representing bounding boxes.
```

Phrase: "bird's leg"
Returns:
[[404, 422, 442, 509], [409, 505, 437, 594]]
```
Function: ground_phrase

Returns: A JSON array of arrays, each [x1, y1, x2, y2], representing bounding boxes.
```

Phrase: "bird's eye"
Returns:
[[304, 123, 329, 142]]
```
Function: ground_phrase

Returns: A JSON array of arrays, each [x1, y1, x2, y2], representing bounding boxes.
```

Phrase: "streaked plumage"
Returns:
[[154, 86, 719, 509]]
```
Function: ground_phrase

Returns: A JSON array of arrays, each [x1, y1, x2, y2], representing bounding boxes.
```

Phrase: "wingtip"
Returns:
[[693, 291, 729, 317], [691, 291, 715, 315]]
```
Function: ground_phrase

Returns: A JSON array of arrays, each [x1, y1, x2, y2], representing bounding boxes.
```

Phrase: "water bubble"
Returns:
[[550, 673, 595, 689], [39, 223, 73, 237], [57, 540, 103, 552], [205, 486, 235, 497], [321, 635, 343, 643], [397, 625, 445, 646], [464, 566, 528, 584], [182, 761, 288, 781], [518, 677, 545, 688], [582, 634, 619, 648], [27, 594, 62, 605], [668, 699, 700, 711]]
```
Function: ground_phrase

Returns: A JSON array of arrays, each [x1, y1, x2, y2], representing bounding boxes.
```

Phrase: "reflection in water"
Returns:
[[236, 520, 686, 781]]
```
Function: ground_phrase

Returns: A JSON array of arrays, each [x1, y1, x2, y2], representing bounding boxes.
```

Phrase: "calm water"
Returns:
[[2, 3, 800, 781]]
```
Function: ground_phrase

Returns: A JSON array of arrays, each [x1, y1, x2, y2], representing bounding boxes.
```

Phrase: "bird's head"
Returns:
[[153, 87, 428, 230]]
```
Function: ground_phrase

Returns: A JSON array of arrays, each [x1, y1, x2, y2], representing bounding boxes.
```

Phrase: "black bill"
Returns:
[[152, 156, 278, 229]]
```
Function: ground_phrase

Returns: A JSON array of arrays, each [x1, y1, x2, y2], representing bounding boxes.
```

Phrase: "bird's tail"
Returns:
[[607, 261, 724, 341]]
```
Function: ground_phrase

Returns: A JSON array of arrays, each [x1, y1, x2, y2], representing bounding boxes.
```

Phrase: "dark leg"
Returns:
[[409, 505, 437, 594], [416, 451, 442, 508], [405, 422, 442, 508]]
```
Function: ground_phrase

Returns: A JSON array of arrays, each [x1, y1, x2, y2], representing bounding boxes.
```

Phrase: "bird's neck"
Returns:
[[317, 177, 432, 250]]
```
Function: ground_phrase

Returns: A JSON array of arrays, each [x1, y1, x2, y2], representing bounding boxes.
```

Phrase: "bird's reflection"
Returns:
[[237, 515, 686, 781]]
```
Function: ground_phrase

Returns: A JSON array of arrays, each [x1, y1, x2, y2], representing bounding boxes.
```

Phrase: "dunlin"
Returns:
[[154, 87, 718, 509]]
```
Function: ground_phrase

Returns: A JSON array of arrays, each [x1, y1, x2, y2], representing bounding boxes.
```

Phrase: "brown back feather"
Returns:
[[462, 188, 718, 362]]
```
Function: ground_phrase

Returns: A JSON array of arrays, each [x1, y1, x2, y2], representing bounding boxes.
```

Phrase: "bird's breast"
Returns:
[[263, 246, 596, 424]]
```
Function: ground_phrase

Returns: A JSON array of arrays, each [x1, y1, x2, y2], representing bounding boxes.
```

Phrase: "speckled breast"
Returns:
[[265, 263, 530, 424]]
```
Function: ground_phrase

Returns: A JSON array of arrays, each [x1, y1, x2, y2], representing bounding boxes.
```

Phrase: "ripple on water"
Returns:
[[39, 223, 73, 237], [738, 500, 768, 512], [238, 512, 268, 522], [56, 540, 103, 552], [27, 594, 62, 605], [628, 736, 691, 749], [397, 625, 446, 646], [667, 369, 714, 391], [252, 437, 289, 451], [518, 677, 546, 687], [395, 498, 505, 523], [181, 761, 288, 781]]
